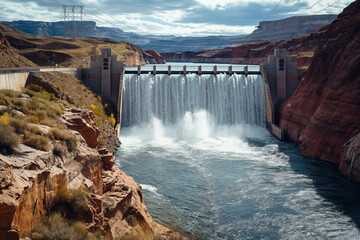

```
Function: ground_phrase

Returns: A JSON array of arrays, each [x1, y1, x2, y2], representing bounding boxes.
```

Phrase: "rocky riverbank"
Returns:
[[0, 104, 181, 239]]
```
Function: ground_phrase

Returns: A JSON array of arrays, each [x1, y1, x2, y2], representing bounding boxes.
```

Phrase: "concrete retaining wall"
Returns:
[[0, 72, 29, 91]]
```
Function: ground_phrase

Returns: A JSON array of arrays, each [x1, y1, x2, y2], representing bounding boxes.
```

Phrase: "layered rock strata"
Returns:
[[279, 1, 360, 164], [0, 107, 180, 239]]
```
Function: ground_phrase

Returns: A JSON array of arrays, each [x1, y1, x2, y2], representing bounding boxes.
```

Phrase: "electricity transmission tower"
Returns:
[[62, 5, 84, 38]]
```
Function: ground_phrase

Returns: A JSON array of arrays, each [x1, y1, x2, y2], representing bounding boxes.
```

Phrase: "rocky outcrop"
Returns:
[[145, 50, 165, 64], [339, 133, 360, 183], [250, 15, 336, 41], [279, 0, 360, 163], [62, 108, 100, 149], [0, 144, 63, 239], [0, 29, 10, 51], [0, 108, 180, 239], [162, 28, 326, 69]]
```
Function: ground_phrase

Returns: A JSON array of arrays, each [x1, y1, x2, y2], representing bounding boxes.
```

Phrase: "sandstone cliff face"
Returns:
[[162, 28, 326, 70], [145, 50, 165, 64], [0, 108, 180, 239], [279, 0, 360, 163], [250, 15, 336, 41]]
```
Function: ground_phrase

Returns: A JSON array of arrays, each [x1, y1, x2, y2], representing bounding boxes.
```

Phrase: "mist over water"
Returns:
[[117, 70, 360, 239], [122, 73, 266, 127]]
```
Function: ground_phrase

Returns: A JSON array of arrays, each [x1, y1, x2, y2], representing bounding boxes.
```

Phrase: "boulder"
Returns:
[[98, 148, 114, 171], [62, 108, 100, 148]]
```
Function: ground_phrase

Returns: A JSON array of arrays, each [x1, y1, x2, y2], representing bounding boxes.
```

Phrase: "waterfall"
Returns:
[[121, 73, 266, 128]]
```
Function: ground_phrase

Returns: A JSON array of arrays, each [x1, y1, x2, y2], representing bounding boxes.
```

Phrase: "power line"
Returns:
[[264, 0, 286, 21], [296, 0, 323, 15], [81, 0, 123, 24], [67, 0, 113, 25], [285, 0, 302, 15], [314, 0, 341, 15]]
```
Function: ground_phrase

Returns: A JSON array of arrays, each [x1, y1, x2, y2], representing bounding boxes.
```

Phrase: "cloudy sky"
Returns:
[[0, 0, 354, 36]]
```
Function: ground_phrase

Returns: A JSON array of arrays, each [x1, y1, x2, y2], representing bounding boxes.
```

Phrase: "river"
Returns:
[[115, 64, 360, 239]]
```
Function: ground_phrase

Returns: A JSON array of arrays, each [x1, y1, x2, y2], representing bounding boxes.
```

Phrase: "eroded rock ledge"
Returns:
[[0, 107, 180, 240]]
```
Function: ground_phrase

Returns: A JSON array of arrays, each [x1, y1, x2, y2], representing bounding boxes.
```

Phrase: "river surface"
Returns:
[[116, 64, 360, 239], [115, 123, 360, 240]]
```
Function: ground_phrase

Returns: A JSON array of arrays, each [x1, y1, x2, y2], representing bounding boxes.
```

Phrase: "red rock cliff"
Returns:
[[279, 0, 360, 163]]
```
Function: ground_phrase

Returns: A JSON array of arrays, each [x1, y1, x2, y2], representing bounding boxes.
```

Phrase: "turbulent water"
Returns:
[[117, 70, 360, 239], [122, 73, 266, 127]]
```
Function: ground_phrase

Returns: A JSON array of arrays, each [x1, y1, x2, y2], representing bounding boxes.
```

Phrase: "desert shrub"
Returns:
[[9, 116, 28, 134], [26, 125, 43, 135], [88, 104, 116, 126], [28, 98, 47, 112], [39, 118, 57, 127], [53, 142, 66, 158], [71, 221, 89, 240], [31, 212, 90, 240], [108, 113, 116, 126], [0, 112, 10, 125], [47, 104, 64, 118], [23, 130, 50, 151], [0, 90, 18, 98], [0, 124, 19, 155], [27, 84, 43, 92], [0, 94, 11, 106], [26, 84, 58, 101], [48, 128, 75, 142], [35, 110, 47, 121], [54, 184, 88, 209], [12, 98, 28, 112], [119, 184, 129, 191], [66, 138, 77, 152]]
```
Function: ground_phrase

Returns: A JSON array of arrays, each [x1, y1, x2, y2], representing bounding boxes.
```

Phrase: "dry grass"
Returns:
[[31, 212, 90, 240], [0, 89, 70, 152], [54, 184, 89, 209], [0, 124, 19, 155], [9, 116, 27, 134], [23, 131, 50, 152]]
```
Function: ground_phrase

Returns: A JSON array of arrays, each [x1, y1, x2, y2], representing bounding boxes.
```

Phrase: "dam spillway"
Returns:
[[117, 65, 360, 239], [122, 65, 265, 129]]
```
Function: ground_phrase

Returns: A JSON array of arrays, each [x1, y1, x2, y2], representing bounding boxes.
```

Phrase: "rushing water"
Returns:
[[116, 69, 360, 239]]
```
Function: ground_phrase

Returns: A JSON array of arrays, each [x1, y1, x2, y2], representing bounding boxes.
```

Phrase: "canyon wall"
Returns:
[[0, 23, 163, 68], [3, 15, 336, 52], [279, 0, 360, 164], [250, 15, 336, 41]]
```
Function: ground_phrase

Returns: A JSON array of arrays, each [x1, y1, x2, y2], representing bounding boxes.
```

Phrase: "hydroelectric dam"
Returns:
[[115, 55, 360, 239], [2, 49, 360, 239]]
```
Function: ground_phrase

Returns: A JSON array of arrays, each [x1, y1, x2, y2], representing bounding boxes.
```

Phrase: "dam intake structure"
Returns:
[[121, 67, 266, 130]]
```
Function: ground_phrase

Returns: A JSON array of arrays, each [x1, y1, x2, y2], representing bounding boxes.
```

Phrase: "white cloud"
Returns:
[[0, 0, 354, 36]]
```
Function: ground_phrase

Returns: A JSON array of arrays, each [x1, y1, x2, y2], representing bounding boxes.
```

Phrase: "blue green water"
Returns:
[[115, 124, 360, 239]]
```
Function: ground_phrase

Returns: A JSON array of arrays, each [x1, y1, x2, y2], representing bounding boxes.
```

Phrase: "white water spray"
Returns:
[[121, 73, 266, 139]]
